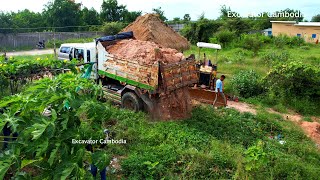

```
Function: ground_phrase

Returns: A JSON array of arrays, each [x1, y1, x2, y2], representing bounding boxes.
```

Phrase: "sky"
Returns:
[[0, 0, 319, 21]]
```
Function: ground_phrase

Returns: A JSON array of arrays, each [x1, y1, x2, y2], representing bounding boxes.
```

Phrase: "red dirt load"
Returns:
[[155, 87, 192, 120], [121, 14, 190, 51], [107, 39, 185, 65]]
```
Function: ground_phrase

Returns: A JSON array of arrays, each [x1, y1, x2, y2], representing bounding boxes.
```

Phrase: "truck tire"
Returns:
[[121, 92, 143, 112]]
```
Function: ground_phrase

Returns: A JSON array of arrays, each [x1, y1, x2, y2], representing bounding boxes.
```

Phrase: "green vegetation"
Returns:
[[230, 70, 264, 98], [1, 2, 319, 179], [0, 73, 109, 179], [184, 34, 320, 116], [264, 61, 320, 115], [1, 80, 319, 179], [101, 22, 127, 36], [0, 0, 142, 33], [0, 55, 76, 98]]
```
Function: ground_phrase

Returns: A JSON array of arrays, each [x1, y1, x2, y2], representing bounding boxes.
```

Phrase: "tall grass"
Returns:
[[106, 107, 320, 179]]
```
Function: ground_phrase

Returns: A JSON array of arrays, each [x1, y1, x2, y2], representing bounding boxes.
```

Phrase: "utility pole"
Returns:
[[51, 0, 57, 58], [54, 29, 57, 58]]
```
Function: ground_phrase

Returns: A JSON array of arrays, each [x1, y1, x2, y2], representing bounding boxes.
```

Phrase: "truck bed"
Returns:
[[99, 53, 198, 93]]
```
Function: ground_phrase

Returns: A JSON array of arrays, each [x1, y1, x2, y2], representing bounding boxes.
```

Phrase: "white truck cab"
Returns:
[[58, 43, 96, 63], [58, 42, 98, 79]]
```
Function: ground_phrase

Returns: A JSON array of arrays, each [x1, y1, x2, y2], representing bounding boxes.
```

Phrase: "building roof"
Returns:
[[263, 28, 272, 32], [294, 22, 320, 27], [270, 21, 320, 27], [270, 21, 296, 24]]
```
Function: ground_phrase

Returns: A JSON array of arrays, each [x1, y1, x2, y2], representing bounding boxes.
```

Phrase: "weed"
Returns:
[[303, 117, 313, 122]]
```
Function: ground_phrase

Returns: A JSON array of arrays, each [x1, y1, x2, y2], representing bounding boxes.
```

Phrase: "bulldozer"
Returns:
[[189, 42, 227, 106]]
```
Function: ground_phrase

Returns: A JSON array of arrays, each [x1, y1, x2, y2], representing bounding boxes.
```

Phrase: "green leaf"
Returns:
[[21, 158, 42, 169], [35, 139, 49, 158], [245, 164, 252, 171], [0, 119, 6, 132], [61, 119, 69, 130], [48, 145, 60, 167], [60, 164, 75, 180], [1, 113, 20, 132], [143, 161, 152, 165], [51, 109, 57, 121], [31, 119, 51, 140], [0, 158, 12, 180], [92, 151, 111, 171]]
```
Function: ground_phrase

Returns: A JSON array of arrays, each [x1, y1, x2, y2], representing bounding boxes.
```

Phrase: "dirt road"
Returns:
[[228, 101, 320, 147], [5, 49, 54, 56]]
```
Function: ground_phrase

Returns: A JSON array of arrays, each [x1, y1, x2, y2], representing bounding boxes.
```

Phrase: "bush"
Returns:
[[230, 70, 264, 98], [101, 22, 126, 35], [212, 30, 237, 47], [264, 61, 320, 98], [217, 55, 232, 63], [300, 46, 310, 50], [264, 61, 320, 115], [240, 34, 262, 56], [273, 35, 305, 48], [260, 51, 290, 65], [181, 19, 222, 44], [257, 35, 272, 44]]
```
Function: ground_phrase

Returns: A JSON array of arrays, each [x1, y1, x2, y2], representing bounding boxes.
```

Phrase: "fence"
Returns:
[[0, 31, 104, 50], [0, 23, 186, 50], [168, 24, 185, 32]]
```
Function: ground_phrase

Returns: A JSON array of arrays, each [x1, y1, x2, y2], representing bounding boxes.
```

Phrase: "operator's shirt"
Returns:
[[215, 79, 223, 93]]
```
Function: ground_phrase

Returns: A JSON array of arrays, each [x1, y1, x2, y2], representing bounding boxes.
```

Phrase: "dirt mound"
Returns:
[[121, 14, 190, 51], [154, 87, 192, 120], [107, 39, 185, 65], [300, 121, 320, 145]]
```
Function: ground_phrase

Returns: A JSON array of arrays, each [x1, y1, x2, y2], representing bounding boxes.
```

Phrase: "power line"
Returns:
[[0, 24, 103, 30]]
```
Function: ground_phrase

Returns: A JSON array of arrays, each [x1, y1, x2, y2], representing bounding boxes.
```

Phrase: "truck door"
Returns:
[[82, 48, 97, 80], [74, 48, 85, 62]]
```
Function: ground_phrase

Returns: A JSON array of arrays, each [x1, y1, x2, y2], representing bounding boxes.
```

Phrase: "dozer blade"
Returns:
[[188, 88, 227, 106]]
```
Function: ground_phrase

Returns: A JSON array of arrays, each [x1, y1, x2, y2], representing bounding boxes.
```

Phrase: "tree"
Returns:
[[43, 0, 82, 32], [102, 22, 126, 35], [101, 0, 127, 22], [219, 5, 239, 20], [252, 12, 272, 30], [311, 14, 320, 22], [181, 18, 222, 44], [0, 12, 13, 33], [0, 10, 45, 33], [220, 5, 230, 19], [11, 10, 45, 31], [172, 17, 181, 24], [122, 10, 141, 23], [224, 17, 250, 35], [152, 7, 167, 21], [183, 14, 191, 23], [81, 7, 101, 26]]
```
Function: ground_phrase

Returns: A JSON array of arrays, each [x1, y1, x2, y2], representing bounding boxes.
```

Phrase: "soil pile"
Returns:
[[107, 39, 185, 65], [300, 121, 320, 145], [121, 14, 190, 51], [154, 87, 192, 120]]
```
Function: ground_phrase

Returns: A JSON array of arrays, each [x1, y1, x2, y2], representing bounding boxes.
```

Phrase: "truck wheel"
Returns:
[[121, 92, 143, 112]]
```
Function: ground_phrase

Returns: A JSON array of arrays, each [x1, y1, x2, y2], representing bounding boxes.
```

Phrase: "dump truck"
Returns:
[[59, 32, 198, 119]]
